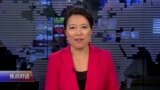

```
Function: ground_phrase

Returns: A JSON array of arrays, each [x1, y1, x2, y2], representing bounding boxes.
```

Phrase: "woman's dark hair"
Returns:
[[64, 7, 94, 30]]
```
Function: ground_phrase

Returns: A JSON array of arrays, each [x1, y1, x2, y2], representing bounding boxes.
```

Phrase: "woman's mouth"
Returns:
[[75, 38, 84, 43]]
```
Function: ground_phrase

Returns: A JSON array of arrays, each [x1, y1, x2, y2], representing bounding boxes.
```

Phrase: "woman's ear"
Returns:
[[64, 30, 68, 40], [89, 29, 93, 42], [90, 28, 93, 35], [64, 30, 67, 36]]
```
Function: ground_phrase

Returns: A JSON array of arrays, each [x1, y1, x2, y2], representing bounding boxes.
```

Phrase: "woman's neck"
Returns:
[[70, 45, 89, 57]]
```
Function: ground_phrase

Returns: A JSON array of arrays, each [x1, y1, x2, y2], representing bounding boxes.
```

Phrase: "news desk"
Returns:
[[0, 71, 39, 90]]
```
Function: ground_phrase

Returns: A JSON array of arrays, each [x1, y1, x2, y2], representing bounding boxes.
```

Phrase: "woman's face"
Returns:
[[65, 15, 92, 49]]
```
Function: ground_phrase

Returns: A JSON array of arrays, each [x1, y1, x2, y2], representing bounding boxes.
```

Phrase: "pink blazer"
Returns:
[[45, 44, 120, 90]]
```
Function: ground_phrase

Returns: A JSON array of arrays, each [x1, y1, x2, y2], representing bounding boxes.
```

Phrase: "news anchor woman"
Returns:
[[45, 8, 120, 90]]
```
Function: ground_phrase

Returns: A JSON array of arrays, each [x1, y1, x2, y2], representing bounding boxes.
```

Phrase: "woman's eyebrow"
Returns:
[[67, 24, 76, 26], [81, 24, 89, 26]]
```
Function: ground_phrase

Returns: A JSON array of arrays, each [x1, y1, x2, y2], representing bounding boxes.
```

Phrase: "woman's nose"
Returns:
[[75, 28, 82, 35]]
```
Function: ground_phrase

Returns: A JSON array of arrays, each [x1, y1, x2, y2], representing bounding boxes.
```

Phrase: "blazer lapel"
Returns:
[[61, 46, 79, 90], [85, 45, 99, 90]]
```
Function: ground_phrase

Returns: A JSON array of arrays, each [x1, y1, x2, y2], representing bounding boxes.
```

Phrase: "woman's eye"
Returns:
[[82, 26, 88, 29], [69, 27, 75, 29]]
